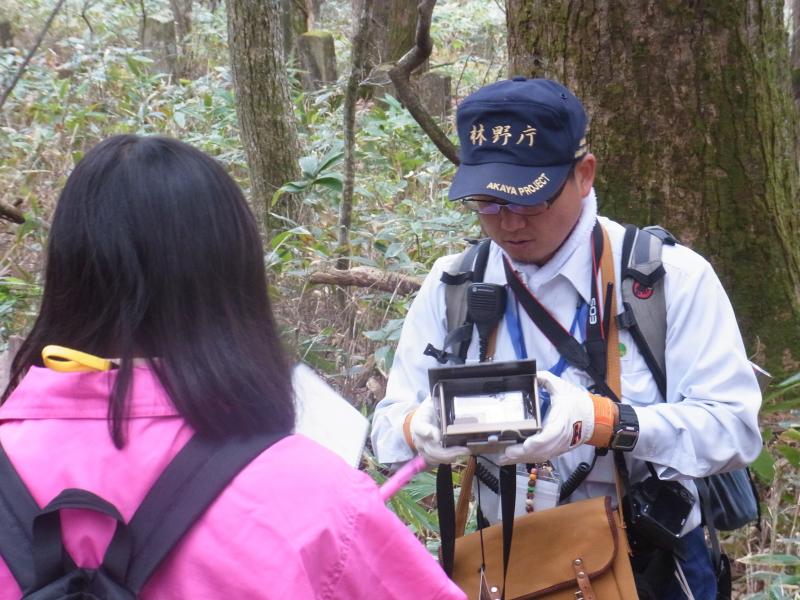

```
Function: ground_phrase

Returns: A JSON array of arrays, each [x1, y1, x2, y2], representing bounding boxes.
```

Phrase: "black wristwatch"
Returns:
[[610, 403, 639, 451]]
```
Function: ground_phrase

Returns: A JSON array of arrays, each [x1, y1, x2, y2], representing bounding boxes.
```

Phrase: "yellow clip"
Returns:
[[42, 345, 113, 373]]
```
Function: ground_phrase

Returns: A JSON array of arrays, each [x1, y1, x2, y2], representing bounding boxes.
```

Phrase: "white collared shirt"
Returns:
[[370, 191, 762, 533]]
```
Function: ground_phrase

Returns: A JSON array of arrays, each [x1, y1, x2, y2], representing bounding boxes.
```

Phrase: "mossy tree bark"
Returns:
[[506, 0, 800, 375], [227, 0, 301, 238]]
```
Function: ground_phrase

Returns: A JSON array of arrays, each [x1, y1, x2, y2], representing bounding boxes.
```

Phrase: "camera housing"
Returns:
[[428, 359, 540, 454], [624, 477, 695, 551]]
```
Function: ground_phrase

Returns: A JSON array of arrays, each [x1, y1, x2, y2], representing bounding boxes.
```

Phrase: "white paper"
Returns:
[[292, 363, 369, 468]]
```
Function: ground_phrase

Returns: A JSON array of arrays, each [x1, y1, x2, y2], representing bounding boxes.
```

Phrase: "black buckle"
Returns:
[[423, 343, 450, 364]]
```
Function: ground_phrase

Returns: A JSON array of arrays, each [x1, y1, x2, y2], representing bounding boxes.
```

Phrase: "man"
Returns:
[[370, 78, 762, 599]]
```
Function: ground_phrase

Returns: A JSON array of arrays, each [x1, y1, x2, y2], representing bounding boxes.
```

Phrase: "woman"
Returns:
[[0, 135, 465, 599]]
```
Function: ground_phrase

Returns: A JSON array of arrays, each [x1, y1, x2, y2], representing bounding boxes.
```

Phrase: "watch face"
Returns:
[[612, 428, 638, 451]]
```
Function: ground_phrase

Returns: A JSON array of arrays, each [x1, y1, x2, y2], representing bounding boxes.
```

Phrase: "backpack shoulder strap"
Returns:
[[425, 239, 491, 364], [617, 224, 676, 399], [124, 431, 288, 593], [0, 442, 42, 592]]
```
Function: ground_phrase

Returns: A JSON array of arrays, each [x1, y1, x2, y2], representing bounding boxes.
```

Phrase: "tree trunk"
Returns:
[[339, 0, 373, 270], [792, 0, 800, 109], [354, 0, 418, 70], [227, 0, 301, 237], [279, 0, 310, 59], [506, 0, 800, 375], [169, 0, 193, 77]]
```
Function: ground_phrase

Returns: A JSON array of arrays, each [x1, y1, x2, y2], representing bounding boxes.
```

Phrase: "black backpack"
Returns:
[[0, 432, 286, 599]]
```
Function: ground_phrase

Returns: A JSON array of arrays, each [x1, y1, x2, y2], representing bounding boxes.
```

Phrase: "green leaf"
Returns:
[[0, 277, 31, 287], [750, 448, 775, 483], [268, 230, 292, 250], [775, 444, 800, 468], [401, 472, 437, 502], [299, 155, 320, 178], [779, 428, 800, 442], [272, 180, 309, 207], [173, 111, 186, 128], [314, 175, 343, 193], [389, 489, 438, 533], [738, 553, 800, 567], [761, 397, 800, 413], [317, 149, 344, 173], [776, 371, 800, 387], [764, 371, 800, 402], [373, 345, 395, 375], [362, 330, 384, 342], [124, 55, 141, 76], [385, 242, 404, 258]]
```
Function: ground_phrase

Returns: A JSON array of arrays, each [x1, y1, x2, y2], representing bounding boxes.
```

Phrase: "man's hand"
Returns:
[[499, 371, 615, 464], [407, 397, 470, 464]]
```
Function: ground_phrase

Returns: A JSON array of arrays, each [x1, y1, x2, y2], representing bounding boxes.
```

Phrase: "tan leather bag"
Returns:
[[451, 496, 637, 600]]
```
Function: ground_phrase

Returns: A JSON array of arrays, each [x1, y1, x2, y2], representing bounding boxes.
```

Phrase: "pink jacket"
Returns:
[[0, 367, 466, 599]]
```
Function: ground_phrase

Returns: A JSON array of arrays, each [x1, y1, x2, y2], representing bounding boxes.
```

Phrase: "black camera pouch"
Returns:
[[623, 476, 695, 555]]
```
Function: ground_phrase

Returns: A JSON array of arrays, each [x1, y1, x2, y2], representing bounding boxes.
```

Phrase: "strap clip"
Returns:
[[423, 343, 454, 364]]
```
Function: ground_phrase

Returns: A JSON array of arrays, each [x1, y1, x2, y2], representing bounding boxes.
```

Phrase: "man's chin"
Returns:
[[500, 241, 545, 265]]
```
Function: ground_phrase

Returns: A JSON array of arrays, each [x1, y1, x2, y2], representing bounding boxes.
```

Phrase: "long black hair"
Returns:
[[3, 135, 295, 446]]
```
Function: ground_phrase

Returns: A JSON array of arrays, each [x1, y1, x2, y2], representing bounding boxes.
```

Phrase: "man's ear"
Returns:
[[574, 154, 596, 197]]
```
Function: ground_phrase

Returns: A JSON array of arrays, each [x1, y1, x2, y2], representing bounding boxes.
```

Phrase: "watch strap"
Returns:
[[611, 403, 639, 451]]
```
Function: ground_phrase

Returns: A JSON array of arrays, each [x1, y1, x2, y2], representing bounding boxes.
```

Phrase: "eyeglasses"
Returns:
[[462, 198, 551, 216], [461, 164, 576, 217]]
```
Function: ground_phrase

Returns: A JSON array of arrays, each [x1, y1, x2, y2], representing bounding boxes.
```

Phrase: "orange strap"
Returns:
[[402, 410, 417, 449], [588, 393, 616, 447], [599, 225, 622, 401], [455, 456, 477, 537], [587, 225, 623, 449], [599, 224, 627, 528]]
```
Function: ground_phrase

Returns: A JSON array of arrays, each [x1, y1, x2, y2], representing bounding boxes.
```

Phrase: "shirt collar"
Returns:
[[483, 189, 598, 304], [0, 366, 179, 420]]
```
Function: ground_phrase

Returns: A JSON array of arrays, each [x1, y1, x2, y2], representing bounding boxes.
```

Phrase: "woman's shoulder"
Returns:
[[231, 433, 377, 510]]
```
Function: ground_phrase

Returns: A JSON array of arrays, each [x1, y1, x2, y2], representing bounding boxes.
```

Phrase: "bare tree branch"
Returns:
[[138, 0, 147, 45], [308, 267, 421, 296], [337, 0, 373, 271], [0, 0, 68, 111], [81, 0, 96, 39], [0, 201, 24, 224], [388, 0, 460, 165]]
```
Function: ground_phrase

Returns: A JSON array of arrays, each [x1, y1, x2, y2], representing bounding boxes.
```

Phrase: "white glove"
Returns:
[[409, 396, 470, 464], [499, 371, 596, 465]]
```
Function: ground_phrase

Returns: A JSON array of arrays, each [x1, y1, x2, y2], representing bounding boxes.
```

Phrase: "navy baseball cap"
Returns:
[[448, 77, 588, 206]]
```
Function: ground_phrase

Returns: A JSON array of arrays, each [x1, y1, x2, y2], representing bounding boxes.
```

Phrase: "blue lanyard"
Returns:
[[505, 293, 586, 418], [504, 292, 587, 377]]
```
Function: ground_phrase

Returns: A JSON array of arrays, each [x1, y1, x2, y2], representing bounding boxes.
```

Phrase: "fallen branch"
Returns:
[[388, 0, 460, 165], [308, 266, 422, 295]]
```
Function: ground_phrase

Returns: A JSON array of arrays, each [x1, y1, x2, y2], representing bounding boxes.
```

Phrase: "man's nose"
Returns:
[[498, 206, 527, 231]]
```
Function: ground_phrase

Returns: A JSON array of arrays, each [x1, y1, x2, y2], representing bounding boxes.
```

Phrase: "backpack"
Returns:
[[0, 432, 286, 599], [617, 224, 759, 531]]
